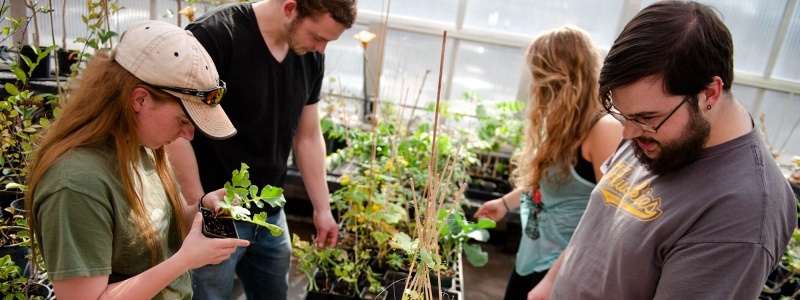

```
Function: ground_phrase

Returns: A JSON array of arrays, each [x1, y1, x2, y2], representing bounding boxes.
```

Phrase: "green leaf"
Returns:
[[250, 212, 283, 236], [466, 228, 490, 242], [419, 248, 435, 269], [4, 83, 18, 96], [371, 231, 390, 244], [4, 183, 25, 191], [463, 243, 489, 267], [390, 232, 417, 254], [11, 68, 26, 83], [476, 217, 497, 229]]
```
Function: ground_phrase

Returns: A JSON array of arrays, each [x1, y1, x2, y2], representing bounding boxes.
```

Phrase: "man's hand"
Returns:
[[313, 208, 338, 248]]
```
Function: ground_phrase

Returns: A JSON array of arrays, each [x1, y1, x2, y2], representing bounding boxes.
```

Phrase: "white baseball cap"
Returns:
[[113, 20, 236, 139]]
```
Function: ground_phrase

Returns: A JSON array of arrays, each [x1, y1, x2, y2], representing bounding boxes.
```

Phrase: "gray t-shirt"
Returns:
[[551, 128, 797, 299]]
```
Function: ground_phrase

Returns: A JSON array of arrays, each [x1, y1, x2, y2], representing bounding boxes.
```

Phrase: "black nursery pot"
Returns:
[[24, 281, 53, 299], [19, 45, 51, 79], [56, 49, 80, 76], [200, 207, 238, 239]]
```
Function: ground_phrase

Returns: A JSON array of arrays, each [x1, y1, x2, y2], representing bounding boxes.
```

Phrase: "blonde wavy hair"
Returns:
[[25, 51, 188, 268], [511, 25, 602, 191]]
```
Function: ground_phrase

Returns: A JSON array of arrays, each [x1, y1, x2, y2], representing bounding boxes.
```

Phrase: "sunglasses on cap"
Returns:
[[149, 80, 227, 106]]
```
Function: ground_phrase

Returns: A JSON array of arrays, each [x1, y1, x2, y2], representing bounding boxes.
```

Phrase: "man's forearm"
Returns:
[[167, 138, 206, 225], [294, 133, 331, 211]]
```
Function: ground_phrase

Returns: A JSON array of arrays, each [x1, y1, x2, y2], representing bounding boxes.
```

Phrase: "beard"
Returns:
[[632, 107, 711, 175], [285, 18, 307, 55]]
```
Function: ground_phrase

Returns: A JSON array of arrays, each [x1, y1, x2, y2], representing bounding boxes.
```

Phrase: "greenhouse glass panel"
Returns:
[[463, 0, 625, 50], [378, 29, 455, 108], [358, 0, 459, 26], [773, 2, 800, 83], [450, 40, 524, 103], [731, 84, 760, 113], [323, 25, 369, 101], [755, 90, 800, 157]]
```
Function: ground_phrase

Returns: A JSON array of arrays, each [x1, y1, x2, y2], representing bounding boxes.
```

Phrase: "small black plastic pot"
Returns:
[[430, 271, 454, 290], [305, 290, 330, 300], [360, 286, 385, 300], [330, 282, 359, 300], [0, 226, 32, 276], [55, 49, 80, 77], [200, 207, 238, 239], [23, 281, 53, 299], [10, 198, 25, 216], [0, 191, 23, 220]]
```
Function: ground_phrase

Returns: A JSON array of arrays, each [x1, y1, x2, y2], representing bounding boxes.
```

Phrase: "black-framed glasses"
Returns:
[[606, 94, 691, 133], [150, 80, 227, 106]]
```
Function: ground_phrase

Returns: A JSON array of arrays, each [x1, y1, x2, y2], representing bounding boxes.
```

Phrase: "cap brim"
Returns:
[[170, 92, 237, 140]]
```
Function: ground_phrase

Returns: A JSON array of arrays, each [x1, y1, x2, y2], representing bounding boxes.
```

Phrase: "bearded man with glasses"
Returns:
[[527, 1, 797, 299]]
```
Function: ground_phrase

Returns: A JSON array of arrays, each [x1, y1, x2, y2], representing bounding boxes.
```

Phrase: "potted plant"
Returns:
[[292, 234, 349, 299], [73, 0, 122, 73], [761, 225, 800, 299], [462, 97, 523, 201], [330, 250, 370, 299], [0, 1, 62, 214], [0, 211, 31, 278], [16, 1, 57, 79], [0, 254, 52, 300], [201, 163, 286, 239]]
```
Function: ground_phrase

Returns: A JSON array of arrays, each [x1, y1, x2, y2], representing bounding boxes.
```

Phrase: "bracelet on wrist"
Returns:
[[199, 193, 208, 209], [501, 195, 510, 211]]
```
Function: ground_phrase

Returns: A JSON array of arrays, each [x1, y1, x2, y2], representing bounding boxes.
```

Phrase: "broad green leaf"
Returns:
[[463, 243, 489, 267], [466, 228, 490, 242], [251, 212, 283, 236], [477, 217, 496, 229]]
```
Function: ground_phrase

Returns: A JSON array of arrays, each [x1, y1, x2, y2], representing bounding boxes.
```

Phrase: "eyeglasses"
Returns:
[[149, 80, 227, 106], [606, 94, 691, 133]]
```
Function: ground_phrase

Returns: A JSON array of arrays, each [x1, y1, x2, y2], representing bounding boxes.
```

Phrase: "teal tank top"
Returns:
[[515, 166, 595, 275]]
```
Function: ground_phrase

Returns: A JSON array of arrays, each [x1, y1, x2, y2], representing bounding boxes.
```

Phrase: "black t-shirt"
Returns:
[[186, 3, 323, 214]]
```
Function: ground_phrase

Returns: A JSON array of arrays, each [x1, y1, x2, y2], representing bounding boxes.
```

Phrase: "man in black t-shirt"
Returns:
[[167, 1, 357, 299]]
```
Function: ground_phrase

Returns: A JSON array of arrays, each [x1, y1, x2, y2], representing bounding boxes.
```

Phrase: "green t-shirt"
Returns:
[[33, 142, 190, 299]]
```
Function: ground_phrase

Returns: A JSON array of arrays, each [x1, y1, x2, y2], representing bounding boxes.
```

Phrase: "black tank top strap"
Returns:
[[573, 111, 605, 184], [575, 147, 597, 184]]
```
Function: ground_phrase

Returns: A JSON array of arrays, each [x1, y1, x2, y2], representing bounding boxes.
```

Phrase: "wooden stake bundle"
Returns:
[[393, 30, 463, 300]]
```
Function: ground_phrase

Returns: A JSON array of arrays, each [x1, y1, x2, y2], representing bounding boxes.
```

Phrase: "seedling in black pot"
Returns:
[[201, 163, 286, 239]]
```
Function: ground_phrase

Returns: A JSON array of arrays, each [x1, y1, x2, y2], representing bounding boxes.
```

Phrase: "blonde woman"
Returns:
[[24, 21, 249, 299], [474, 25, 622, 299]]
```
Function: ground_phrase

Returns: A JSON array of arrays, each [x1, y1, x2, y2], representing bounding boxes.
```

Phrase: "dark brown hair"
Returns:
[[599, 0, 733, 109], [296, 0, 357, 28]]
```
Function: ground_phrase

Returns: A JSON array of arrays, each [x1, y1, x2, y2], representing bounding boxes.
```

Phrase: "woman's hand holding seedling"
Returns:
[[177, 213, 250, 270]]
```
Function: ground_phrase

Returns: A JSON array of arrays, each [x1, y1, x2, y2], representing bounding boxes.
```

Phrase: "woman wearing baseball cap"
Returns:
[[24, 20, 247, 299]]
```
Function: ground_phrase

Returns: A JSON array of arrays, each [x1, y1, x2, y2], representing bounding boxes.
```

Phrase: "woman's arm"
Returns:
[[51, 213, 249, 300], [474, 188, 525, 222]]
